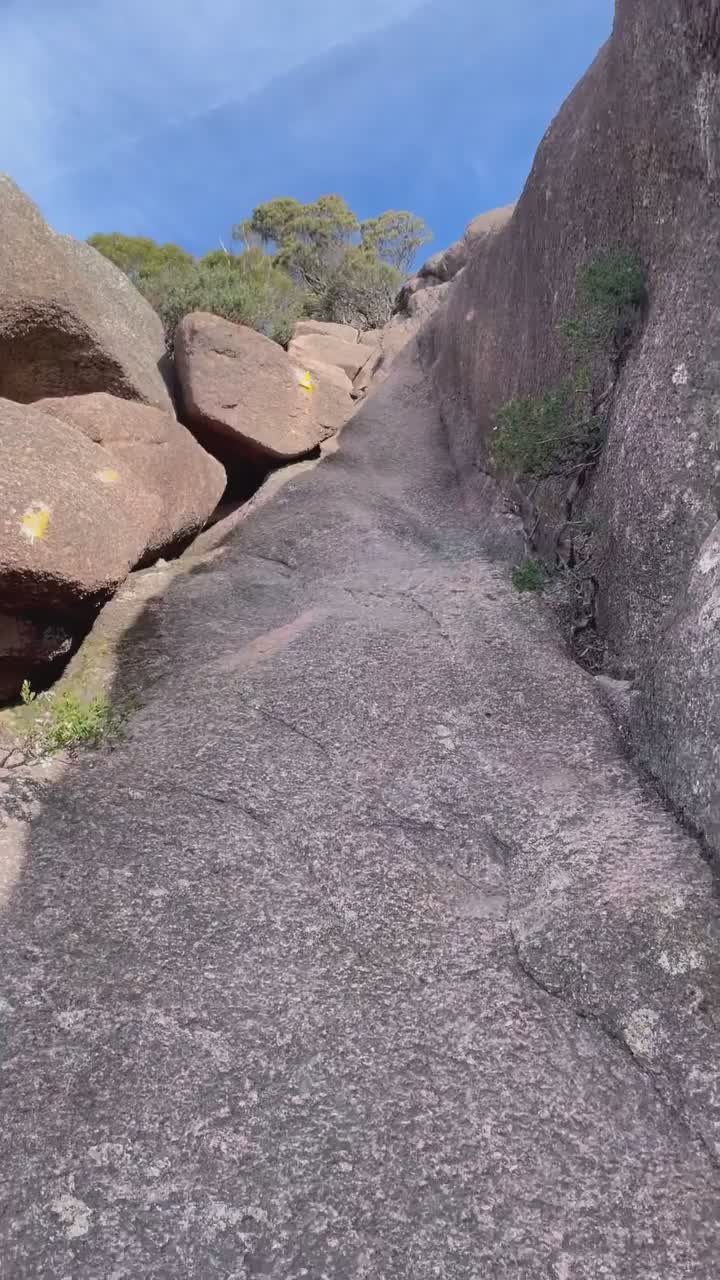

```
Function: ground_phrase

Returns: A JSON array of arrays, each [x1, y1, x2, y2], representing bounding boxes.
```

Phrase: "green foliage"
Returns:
[[511, 560, 547, 593], [560, 248, 647, 362], [20, 679, 35, 706], [236, 195, 358, 296], [360, 211, 432, 272], [234, 197, 309, 252], [319, 248, 403, 329], [492, 248, 646, 479], [87, 233, 193, 281], [233, 194, 430, 328], [492, 382, 606, 478], [42, 692, 115, 752], [90, 193, 432, 340], [19, 685, 116, 754], [137, 250, 305, 347]]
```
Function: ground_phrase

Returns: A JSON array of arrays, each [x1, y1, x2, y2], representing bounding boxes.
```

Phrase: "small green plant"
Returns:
[[512, 559, 547, 593], [42, 692, 115, 753], [20, 679, 36, 706], [18, 683, 117, 755], [491, 249, 646, 480]]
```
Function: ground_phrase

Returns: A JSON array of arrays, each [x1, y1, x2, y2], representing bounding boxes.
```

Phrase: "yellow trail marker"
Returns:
[[96, 468, 120, 484], [298, 370, 314, 393], [21, 504, 50, 543]]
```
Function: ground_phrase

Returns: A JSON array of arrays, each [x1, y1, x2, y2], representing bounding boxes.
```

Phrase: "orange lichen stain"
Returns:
[[298, 370, 314, 393], [20, 504, 50, 543], [96, 468, 120, 484]]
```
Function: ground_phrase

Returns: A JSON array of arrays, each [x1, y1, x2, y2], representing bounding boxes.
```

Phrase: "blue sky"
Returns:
[[0, 0, 613, 260]]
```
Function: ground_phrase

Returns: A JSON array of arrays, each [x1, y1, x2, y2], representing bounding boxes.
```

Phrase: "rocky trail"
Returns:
[[2, 347, 720, 1276]]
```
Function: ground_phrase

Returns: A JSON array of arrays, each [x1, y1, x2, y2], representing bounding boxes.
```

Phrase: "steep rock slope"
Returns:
[[2, 348, 720, 1274], [427, 0, 720, 847]]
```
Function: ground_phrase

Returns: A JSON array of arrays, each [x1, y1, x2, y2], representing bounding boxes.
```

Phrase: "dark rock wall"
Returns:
[[427, 0, 720, 847]]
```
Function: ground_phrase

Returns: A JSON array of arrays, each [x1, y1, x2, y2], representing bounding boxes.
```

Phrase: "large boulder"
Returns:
[[174, 312, 342, 466], [35, 393, 226, 562], [0, 397, 161, 699], [0, 397, 157, 612], [0, 177, 172, 411], [426, 0, 720, 849], [286, 330, 377, 381]]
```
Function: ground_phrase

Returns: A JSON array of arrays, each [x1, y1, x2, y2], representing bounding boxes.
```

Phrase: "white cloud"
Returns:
[[0, 0, 425, 189]]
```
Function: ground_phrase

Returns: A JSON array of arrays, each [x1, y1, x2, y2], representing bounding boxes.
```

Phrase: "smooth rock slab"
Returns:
[[1, 353, 720, 1275]]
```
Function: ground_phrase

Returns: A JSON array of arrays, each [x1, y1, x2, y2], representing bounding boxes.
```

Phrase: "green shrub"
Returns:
[[561, 248, 646, 361], [19, 684, 117, 754], [137, 251, 306, 348], [87, 233, 193, 281], [319, 249, 403, 329], [492, 384, 606, 478], [42, 693, 115, 752], [492, 249, 646, 479], [511, 559, 547, 593]]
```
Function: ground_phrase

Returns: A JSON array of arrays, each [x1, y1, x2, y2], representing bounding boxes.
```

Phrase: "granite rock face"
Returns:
[[0, 397, 163, 698], [426, 0, 720, 849], [0, 177, 172, 410], [2, 351, 720, 1274], [35, 393, 226, 563], [175, 312, 340, 467]]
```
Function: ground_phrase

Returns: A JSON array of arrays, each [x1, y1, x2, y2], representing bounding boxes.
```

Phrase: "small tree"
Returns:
[[320, 249, 402, 329], [360, 211, 431, 273], [233, 195, 431, 328], [235, 195, 359, 296]]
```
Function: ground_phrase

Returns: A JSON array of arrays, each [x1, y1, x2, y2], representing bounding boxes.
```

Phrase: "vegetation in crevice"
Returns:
[[16, 679, 121, 756], [492, 249, 646, 482], [493, 249, 647, 664]]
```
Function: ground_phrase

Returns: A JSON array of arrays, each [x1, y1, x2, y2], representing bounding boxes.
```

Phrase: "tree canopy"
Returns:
[[86, 233, 193, 281], [88, 197, 431, 343]]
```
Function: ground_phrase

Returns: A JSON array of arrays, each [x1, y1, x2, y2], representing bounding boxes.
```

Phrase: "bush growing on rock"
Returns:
[[492, 249, 647, 479], [137, 253, 306, 349]]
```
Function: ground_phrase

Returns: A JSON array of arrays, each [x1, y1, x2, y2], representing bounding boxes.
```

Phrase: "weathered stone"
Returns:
[[400, 205, 515, 313], [2, 353, 720, 1273], [35, 393, 226, 562], [0, 397, 156, 615], [174, 312, 330, 466], [463, 203, 516, 249], [0, 177, 172, 410], [292, 319, 361, 342], [289, 358, 355, 436], [287, 331, 376, 381], [354, 283, 452, 400], [427, 3, 720, 849]]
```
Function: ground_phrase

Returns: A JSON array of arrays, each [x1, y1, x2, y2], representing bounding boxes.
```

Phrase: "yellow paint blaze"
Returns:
[[21, 504, 50, 543], [96, 468, 120, 484], [298, 370, 314, 393]]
